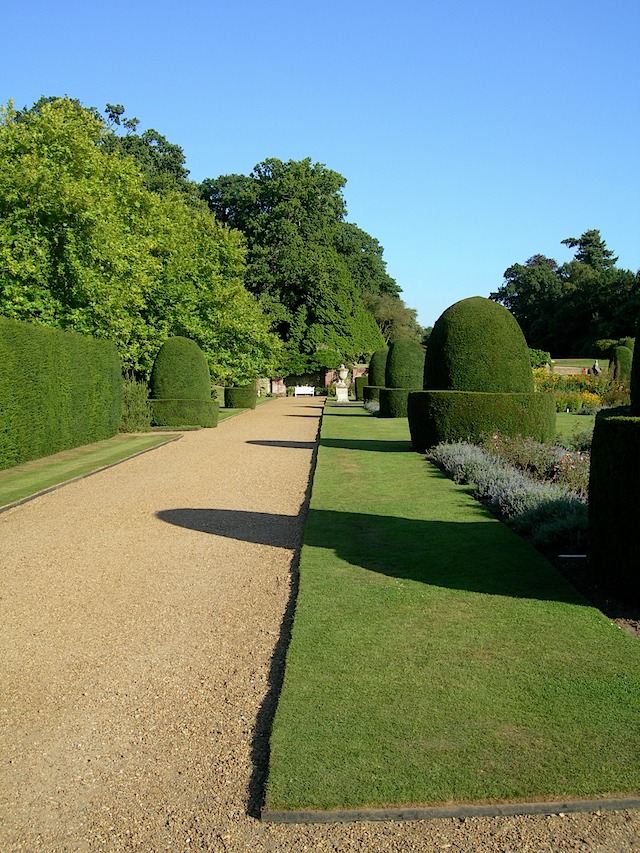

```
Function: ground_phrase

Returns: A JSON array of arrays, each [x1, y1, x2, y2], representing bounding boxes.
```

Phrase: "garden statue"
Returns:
[[336, 364, 349, 402]]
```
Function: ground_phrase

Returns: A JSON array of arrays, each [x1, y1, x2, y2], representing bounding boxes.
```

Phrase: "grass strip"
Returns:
[[556, 412, 595, 440], [0, 433, 178, 508], [265, 405, 640, 812]]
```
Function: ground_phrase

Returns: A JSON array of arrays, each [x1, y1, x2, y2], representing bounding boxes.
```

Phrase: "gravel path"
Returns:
[[1, 396, 638, 852]]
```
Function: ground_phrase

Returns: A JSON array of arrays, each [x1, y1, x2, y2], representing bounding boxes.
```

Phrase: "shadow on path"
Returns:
[[246, 440, 317, 450]]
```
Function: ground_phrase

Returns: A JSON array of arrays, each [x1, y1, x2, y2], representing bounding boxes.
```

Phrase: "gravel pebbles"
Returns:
[[1, 397, 638, 852]]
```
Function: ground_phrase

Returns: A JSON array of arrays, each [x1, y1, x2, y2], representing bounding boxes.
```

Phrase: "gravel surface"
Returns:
[[1, 396, 638, 852]]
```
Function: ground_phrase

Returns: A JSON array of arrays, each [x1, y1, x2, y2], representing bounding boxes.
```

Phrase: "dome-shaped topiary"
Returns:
[[150, 336, 211, 400], [368, 347, 388, 388], [423, 296, 534, 393], [149, 336, 218, 427], [385, 339, 425, 389], [611, 345, 633, 385]]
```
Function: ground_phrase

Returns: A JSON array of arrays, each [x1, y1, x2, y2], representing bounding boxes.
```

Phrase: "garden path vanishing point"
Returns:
[[1, 396, 638, 853]]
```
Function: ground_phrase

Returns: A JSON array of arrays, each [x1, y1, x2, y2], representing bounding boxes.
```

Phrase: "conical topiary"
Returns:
[[368, 347, 388, 388], [149, 336, 218, 427], [408, 296, 554, 450]]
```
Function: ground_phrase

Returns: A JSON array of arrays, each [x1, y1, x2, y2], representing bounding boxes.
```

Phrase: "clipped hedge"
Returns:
[[378, 388, 414, 418], [385, 339, 425, 389], [610, 345, 633, 384], [368, 347, 389, 388], [407, 390, 556, 453], [0, 318, 122, 470], [150, 398, 219, 427], [362, 386, 383, 404], [354, 375, 368, 401], [589, 409, 640, 602], [424, 296, 534, 393], [224, 386, 258, 409]]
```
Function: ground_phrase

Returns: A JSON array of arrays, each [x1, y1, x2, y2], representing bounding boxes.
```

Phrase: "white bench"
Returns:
[[294, 385, 315, 396]]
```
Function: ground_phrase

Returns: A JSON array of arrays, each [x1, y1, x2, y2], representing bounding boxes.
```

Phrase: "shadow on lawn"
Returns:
[[156, 507, 586, 605], [246, 440, 317, 450], [156, 502, 587, 817], [320, 438, 412, 453]]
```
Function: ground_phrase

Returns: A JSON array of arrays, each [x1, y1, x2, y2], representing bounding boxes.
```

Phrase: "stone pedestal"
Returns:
[[335, 363, 349, 402]]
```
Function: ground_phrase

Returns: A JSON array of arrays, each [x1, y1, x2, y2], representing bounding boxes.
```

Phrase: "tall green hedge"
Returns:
[[610, 345, 633, 385], [407, 391, 556, 452], [362, 386, 383, 404], [385, 340, 425, 389], [0, 318, 122, 470], [354, 375, 368, 401], [379, 388, 414, 419], [368, 347, 389, 388], [589, 411, 640, 602], [150, 337, 218, 427], [424, 296, 534, 392]]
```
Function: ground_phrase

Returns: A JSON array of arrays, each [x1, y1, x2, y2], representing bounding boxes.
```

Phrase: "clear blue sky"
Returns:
[[3, 0, 639, 327]]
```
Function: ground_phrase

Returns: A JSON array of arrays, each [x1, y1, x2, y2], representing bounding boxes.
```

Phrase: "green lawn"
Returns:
[[265, 405, 640, 813], [0, 433, 178, 508], [552, 357, 609, 370], [555, 411, 595, 440]]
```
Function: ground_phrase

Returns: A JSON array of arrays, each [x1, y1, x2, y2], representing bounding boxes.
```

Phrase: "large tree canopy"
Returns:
[[490, 231, 639, 355], [0, 97, 280, 381], [200, 157, 416, 372]]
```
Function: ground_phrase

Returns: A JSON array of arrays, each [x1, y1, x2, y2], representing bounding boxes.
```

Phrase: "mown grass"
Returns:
[[553, 357, 609, 370], [555, 411, 595, 440], [0, 433, 177, 508], [265, 405, 640, 812]]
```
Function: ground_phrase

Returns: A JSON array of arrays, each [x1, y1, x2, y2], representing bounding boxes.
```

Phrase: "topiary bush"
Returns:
[[362, 385, 383, 404], [589, 317, 640, 602], [224, 386, 258, 409], [0, 318, 122, 469], [120, 373, 152, 432], [379, 388, 413, 418], [149, 337, 218, 427], [368, 347, 388, 388], [408, 297, 555, 450], [610, 345, 633, 385], [423, 296, 534, 393], [385, 340, 425, 389], [354, 375, 368, 401]]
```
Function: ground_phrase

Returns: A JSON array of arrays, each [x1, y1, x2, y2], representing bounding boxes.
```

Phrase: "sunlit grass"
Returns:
[[265, 405, 640, 812]]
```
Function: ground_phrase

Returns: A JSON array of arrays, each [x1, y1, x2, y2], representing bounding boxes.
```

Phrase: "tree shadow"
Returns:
[[319, 438, 412, 453], [156, 502, 587, 817], [246, 440, 317, 450]]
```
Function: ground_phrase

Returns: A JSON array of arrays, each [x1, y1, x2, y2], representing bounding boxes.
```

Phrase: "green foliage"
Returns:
[[200, 158, 389, 372], [610, 345, 633, 384], [0, 97, 281, 383], [368, 347, 388, 387], [150, 337, 211, 400], [362, 386, 383, 403], [120, 373, 152, 432], [384, 339, 425, 389], [407, 390, 556, 452], [630, 320, 640, 415], [378, 388, 412, 418], [0, 318, 121, 469], [589, 410, 640, 602], [424, 297, 534, 393], [149, 398, 219, 427], [491, 231, 638, 355], [149, 337, 217, 427], [224, 386, 258, 409], [354, 375, 368, 401], [529, 348, 551, 368]]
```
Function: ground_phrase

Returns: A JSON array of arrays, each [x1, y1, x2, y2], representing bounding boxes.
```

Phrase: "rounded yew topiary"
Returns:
[[424, 296, 534, 393], [149, 336, 218, 427], [385, 339, 425, 389], [408, 296, 554, 449], [368, 347, 389, 388]]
